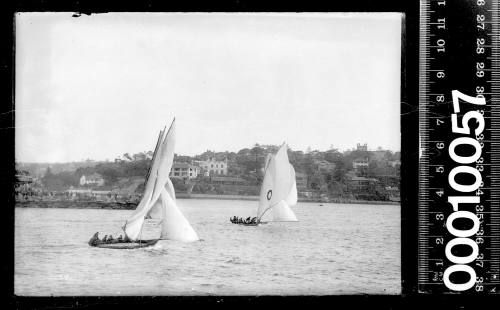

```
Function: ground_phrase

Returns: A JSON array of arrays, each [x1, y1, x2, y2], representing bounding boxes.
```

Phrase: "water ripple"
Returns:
[[15, 201, 401, 295]]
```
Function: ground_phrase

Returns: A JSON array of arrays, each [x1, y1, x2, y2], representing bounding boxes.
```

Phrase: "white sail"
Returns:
[[146, 178, 177, 219], [263, 153, 272, 171], [256, 143, 298, 222], [285, 164, 298, 207], [256, 153, 275, 220], [124, 119, 176, 241], [124, 119, 199, 242], [145, 199, 162, 219], [272, 200, 298, 221], [272, 144, 294, 203], [145, 176, 198, 241], [159, 187, 199, 242], [123, 128, 166, 238]]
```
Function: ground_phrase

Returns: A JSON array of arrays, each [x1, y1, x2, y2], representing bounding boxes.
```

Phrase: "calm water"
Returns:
[[15, 199, 400, 295]]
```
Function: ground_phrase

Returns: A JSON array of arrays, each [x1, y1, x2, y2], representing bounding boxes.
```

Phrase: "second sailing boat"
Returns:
[[230, 142, 298, 226]]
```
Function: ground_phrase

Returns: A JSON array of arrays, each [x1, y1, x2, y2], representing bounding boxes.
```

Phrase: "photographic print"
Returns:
[[15, 12, 402, 295]]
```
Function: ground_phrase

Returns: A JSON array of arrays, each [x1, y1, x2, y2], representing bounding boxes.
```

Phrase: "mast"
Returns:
[[143, 127, 166, 187]]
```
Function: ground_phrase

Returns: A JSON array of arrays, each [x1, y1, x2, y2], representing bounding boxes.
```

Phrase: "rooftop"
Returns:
[[172, 162, 197, 169]]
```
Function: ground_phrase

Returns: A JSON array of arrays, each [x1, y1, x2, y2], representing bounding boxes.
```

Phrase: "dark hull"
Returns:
[[230, 221, 267, 226], [91, 239, 158, 249]]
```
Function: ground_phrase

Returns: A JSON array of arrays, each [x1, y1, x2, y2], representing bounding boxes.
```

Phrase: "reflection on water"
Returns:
[[15, 199, 400, 295]]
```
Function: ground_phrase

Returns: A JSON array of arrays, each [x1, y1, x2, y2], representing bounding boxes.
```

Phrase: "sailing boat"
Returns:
[[231, 142, 298, 226], [90, 118, 199, 249]]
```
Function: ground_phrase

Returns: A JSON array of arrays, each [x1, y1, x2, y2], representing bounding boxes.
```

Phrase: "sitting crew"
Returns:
[[251, 217, 257, 224], [102, 235, 108, 243], [88, 232, 100, 246], [246, 217, 251, 223], [117, 235, 123, 242]]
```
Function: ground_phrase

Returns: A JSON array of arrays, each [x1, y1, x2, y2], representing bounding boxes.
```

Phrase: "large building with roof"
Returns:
[[169, 162, 200, 179], [352, 157, 369, 172], [195, 157, 228, 176]]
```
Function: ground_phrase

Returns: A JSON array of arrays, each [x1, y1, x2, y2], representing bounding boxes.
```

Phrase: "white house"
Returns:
[[79, 173, 105, 186], [170, 162, 200, 179], [352, 157, 369, 171], [195, 157, 228, 176]]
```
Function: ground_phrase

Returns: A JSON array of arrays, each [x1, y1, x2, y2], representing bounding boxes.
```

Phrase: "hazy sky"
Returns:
[[16, 13, 402, 163]]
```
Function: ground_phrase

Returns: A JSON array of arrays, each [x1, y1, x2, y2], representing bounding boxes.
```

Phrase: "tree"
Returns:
[[250, 145, 265, 157], [42, 167, 53, 187], [302, 155, 316, 176], [123, 153, 132, 161], [309, 173, 324, 191], [237, 148, 251, 156], [367, 160, 379, 178], [324, 149, 342, 163], [98, 167, 120, 183], [333, 159, 347, 183]]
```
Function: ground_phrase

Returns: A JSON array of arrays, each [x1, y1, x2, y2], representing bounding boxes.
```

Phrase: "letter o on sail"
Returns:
[[257, 143, 298, 222]]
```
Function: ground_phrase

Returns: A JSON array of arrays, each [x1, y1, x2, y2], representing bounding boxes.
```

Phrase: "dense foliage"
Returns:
[[21, 144, 400, 200]]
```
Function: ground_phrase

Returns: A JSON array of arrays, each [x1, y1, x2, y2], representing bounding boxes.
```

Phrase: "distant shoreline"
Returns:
[[176, 193, 400, 205], [15, 194, 400, 209]]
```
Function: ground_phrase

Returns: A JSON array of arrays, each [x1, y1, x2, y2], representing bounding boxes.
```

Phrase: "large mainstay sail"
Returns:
[[123, 119, 199, 242], [256, 143, 298, 222]]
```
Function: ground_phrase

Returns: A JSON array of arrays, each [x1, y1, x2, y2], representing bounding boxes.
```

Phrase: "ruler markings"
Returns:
[[418, 0, 500, 294]]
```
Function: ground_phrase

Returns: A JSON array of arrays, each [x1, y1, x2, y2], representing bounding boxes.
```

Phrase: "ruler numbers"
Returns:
[[418, 0, 500, 293]]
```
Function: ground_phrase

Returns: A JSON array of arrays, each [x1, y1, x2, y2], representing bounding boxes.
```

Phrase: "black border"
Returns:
[[0, 0, 431, 308]]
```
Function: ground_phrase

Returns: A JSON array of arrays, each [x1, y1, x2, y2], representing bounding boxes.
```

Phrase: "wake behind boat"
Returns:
[[231, 142, 298, 226], [89, 118, 199, 249]]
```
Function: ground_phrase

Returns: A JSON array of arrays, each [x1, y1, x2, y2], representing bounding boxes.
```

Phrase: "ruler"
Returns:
[[418, 0, 500, 293]]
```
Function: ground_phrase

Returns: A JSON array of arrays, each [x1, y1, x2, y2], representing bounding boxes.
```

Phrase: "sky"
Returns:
[[15, 12, 402, 163]]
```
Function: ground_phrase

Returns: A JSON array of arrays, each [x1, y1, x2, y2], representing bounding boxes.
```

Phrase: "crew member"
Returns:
[[88, 232, 100, 246]]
